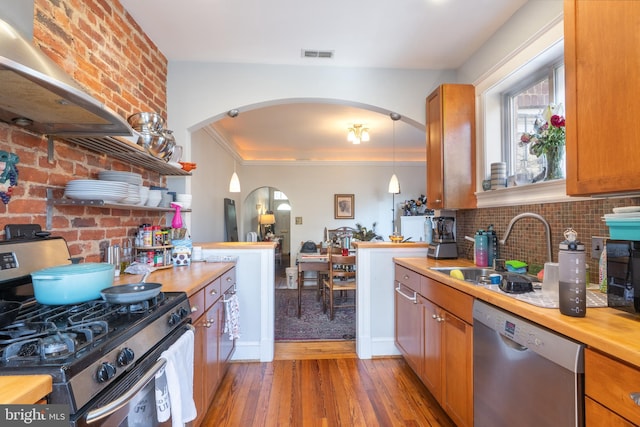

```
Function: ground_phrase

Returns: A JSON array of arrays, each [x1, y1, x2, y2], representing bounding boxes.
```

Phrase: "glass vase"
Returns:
[[544, 146, 564, 181]]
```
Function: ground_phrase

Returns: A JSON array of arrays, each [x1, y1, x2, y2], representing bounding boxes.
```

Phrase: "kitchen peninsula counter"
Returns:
[[395, 257, 640, 368]]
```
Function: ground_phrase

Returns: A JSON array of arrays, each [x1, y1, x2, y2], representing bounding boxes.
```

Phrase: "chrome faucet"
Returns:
[[499, 212, 553, 264]]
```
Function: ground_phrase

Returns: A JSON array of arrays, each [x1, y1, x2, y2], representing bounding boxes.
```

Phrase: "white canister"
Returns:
[[192, 246, 203, 261]]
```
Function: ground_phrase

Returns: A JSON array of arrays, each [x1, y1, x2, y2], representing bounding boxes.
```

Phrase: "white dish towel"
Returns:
[[156, 328, 197, 427], [224, 294, 241, 340]]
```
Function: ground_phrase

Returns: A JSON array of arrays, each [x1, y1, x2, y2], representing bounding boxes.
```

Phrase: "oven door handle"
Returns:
[[85, 357, 167, 424]]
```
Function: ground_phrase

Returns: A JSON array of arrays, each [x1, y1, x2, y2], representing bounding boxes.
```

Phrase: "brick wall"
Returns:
[[0, 0, 169, 262]]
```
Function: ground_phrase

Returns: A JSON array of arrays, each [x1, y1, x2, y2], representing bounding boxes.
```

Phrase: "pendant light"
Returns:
[[388, 113, 401, 194], [229, 161, 241, 193]]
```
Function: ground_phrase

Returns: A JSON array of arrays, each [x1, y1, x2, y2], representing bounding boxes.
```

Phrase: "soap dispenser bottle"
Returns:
[[170, 202, 183, 229]]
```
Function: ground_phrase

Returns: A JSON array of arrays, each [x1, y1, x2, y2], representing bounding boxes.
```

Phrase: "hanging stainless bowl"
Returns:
[[127, 112, 165, 132]]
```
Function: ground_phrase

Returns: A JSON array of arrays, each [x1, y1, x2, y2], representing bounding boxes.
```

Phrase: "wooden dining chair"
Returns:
[[322, 251, 356, 320]]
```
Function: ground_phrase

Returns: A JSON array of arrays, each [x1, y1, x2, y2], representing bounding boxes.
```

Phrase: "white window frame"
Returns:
[[474, 19, 589, 208]]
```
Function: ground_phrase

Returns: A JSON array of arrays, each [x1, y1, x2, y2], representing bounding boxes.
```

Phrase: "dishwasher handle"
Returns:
[[395, 284, 417, 304]]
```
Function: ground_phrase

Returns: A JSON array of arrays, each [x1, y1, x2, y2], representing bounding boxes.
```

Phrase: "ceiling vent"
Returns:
[[301, 49, 334, 59]]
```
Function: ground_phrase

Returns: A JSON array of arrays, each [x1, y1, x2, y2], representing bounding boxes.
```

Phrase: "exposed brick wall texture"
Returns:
[[0, 0, 169, 262]]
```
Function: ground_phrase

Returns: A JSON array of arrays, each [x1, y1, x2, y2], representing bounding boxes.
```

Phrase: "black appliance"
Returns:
[[0, 236, 191, 426], [606, 239, 640, 314]]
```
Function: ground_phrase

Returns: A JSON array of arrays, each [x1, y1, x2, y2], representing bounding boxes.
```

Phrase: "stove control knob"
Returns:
[[96, 362, 117, 383], [117, 348, 135, 366], [168, 312, 181, 326], [178, 307, 189, 318]]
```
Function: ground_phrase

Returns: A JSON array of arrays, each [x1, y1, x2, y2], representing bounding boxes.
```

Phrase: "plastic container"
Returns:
[[558, 229, 587, 317], [424, 217, 433, 244], [286, 267, 298, 289], [604, 217, 640, 240], [475, 231, 489, 267]]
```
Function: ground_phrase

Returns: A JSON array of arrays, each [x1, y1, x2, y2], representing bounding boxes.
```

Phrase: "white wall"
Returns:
[[166, 0, 562, 249], [188, 126, 426, 258]]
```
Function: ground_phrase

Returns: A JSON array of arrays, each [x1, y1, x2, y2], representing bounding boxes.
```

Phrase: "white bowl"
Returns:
[[176, 193, 192, 201]]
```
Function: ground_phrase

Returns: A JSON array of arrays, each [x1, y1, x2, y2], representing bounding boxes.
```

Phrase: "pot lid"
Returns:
[[31, 262, 114, 276]]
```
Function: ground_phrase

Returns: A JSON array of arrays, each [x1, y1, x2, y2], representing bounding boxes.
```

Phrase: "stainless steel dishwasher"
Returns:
[[473, 300, 584, 427]]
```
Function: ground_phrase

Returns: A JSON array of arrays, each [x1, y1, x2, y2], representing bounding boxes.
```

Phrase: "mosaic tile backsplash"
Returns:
[[456, 196, 640, 280]]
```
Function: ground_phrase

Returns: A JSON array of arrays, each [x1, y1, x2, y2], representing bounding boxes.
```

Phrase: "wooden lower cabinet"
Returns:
[[394, 265, 473, 427], [585, 348, 640, 426], [189, 266, 237, 427]]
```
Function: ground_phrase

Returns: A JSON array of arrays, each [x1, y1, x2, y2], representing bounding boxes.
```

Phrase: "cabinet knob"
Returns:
[[631, 392, 640, 406], [191, 306, 199, 313], [226, 277, 232, 282], [403, 275, 410, 280], [210, 289, 217, 296]]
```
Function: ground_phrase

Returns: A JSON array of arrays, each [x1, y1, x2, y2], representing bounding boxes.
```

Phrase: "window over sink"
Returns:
[[475, 19, 584, 208]]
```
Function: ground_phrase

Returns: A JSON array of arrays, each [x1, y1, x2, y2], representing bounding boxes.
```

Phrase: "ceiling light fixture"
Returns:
[[229, 161, 241, 193], [347, 124, 370, 145]]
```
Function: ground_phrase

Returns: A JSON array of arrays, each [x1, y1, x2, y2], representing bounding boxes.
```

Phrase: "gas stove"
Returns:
[[0, 235, 191, 426]]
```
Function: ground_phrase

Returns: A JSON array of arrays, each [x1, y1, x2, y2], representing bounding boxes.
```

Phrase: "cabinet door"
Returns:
[[204, 302, 222, 404], [586, 397, 636, 427], [565, 1, 640, 195], [442, 311, 473, 427], [394, 282, 422, 376], [192, 315, 206, 427], [421, 297, 442, 401], [426, 89, 444, 209], [426, 84, 476, 209]]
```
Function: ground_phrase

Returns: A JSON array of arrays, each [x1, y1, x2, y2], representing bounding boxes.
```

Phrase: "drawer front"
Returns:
[[188, 289, 205, 320], [422, 276, 474, 324], [221, 267, 236, 293], [586, 348, 640, 425], [204, 277, 222, 309], [395, 265, 422, 291], [586, 397, 636, 427]]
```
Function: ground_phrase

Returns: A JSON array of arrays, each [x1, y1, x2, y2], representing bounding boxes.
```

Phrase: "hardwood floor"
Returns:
[[201, 342, 456, 427]]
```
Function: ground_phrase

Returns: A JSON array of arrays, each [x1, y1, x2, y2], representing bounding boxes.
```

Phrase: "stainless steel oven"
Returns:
[[0, 236, 193, 427]]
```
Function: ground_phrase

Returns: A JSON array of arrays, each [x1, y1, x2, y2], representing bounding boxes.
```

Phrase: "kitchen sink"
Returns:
[[430, 267, 497, 285]]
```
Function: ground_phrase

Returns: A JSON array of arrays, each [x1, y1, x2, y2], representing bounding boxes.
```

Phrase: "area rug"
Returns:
[[275, 288, 355, 341]]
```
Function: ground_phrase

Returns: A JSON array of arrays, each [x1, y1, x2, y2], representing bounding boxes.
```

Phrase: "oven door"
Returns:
[[74, 325, 191, 427]]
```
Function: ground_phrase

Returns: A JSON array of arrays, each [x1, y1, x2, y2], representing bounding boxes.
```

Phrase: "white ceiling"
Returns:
[[121, 0, 528, 163]]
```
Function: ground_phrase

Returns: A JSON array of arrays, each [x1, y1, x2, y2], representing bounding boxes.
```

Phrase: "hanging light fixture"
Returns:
[[388, 113, 401, 194], [229, 161, 241, 192], [347, 124, 370, 144], [388, 113, 401, 235]]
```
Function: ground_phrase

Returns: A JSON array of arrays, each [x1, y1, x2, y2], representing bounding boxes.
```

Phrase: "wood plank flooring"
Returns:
[[201, 342, 455, 427]]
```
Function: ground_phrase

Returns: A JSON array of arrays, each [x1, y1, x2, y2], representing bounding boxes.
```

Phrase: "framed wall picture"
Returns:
[[334, 194, 355, 219]]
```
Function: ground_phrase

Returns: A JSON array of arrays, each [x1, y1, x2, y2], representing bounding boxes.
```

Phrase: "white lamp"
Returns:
[[388, 113, 401, 194], [229, 161, 241, 192]]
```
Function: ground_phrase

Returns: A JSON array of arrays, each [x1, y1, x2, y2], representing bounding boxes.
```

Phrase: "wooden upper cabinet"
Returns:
[[426, 84, 476, 209], [565, 0, 640, 196]]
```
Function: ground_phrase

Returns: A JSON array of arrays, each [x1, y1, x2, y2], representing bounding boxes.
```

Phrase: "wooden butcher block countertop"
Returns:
[[0, 375, 52, 404]]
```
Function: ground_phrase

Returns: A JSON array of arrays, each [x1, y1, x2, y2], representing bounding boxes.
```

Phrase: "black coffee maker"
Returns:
[[428, 216, 458, 259]]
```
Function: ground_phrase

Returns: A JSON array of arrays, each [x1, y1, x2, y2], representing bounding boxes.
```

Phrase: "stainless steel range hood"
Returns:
[[0, 2, 132, 136]]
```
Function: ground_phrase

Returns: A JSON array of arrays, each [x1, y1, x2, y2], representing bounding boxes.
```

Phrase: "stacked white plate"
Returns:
[[98, 171, 143, 186], [64, 180, 129, 202], [122, 184, 141, 205]]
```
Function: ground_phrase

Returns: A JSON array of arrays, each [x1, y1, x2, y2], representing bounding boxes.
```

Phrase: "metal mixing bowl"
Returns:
[[127, 112, 165, 132]]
